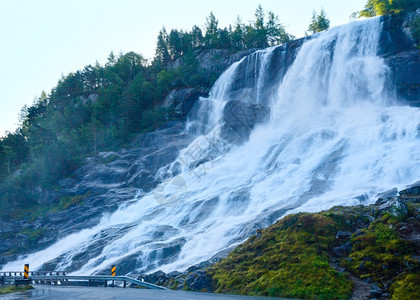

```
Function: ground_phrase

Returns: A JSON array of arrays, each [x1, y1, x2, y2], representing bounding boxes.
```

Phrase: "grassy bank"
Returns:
[[0, 285, 33, 295], [208, 191, 419, 299]]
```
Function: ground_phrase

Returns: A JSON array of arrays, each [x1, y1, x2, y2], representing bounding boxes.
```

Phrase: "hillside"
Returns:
[[0, 2, 420, 300]]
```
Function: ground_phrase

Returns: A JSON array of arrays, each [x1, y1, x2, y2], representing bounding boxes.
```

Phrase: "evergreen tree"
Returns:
[[253, 5, 268, 48], [205, 12, 220, 48], [232, 16, 245, 50], [266, 11, 291, 46], [191, 25, 204, 49], [155, 27, 171, 65], [308, 8, 330, 34]]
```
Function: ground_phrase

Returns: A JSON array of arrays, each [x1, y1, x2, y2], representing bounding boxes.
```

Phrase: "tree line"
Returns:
[[0, 5, 337, 210], [155, 6, 295, 66], [0, 6, 301, 209]]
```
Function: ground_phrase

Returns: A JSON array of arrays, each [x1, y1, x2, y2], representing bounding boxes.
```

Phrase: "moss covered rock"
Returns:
[[209, 213, 354, 299], [208, 196, 419, 299]]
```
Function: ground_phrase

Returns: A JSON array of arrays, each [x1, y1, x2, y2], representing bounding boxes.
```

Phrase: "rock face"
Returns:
[[220, 100, 270, 144], [169, 48, 256, 74], [379, 12, 420, 106], [0, 120, 195, 269], [164, 88, 208, 118]]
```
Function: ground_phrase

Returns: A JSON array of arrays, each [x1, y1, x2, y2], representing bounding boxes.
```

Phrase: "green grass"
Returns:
[[0, 285, 33, 294]]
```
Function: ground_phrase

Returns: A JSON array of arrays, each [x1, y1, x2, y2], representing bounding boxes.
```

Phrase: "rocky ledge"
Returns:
[[140, 182, 419, 299]]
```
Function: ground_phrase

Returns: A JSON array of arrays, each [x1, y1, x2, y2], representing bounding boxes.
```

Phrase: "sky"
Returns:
[[0, 0, 367, 137]]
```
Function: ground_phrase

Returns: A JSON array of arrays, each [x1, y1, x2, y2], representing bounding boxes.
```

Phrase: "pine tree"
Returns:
[[205, 12, 220, 48], [155, 27, 171, 65], [308, 8, 330, 34]]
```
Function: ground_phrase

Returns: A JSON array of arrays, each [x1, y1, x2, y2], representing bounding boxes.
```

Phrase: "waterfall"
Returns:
[[2, 16, 419, 275]]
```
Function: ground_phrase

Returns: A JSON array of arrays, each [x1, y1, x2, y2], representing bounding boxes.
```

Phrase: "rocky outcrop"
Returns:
[[169, 48, 256, 74], [379, 12, 420, 106], [0, 120, 195, 269], [138, 259, 219, 292], [164, 88, 208, 118], [220, 100, 270, 144]]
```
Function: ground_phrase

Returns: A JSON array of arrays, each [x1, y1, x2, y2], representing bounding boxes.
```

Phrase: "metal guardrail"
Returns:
[[0, 272, 166, 290]]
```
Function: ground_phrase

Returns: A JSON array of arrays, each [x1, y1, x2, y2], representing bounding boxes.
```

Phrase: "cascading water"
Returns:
[[2, 16, 420, 275]]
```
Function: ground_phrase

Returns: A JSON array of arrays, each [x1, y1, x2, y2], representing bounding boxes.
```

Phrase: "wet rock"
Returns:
[[379, 199, 408, 217], [375, 187, 398, 204], [0, 220, 19, 234], [399, 181, 420, 202], [141, 270, 169, 285], [380, 13, 420, 106], [220, 100, 269, 144], [164, 88, 208, 118], [185, 270, 213, 292]]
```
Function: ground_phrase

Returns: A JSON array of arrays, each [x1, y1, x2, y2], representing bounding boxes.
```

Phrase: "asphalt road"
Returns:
[[0, 286, 287, 300]]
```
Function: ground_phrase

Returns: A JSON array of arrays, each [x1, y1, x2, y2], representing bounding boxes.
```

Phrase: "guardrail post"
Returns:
[[24, 264, 29, 279], [123, 280, 126, 288]]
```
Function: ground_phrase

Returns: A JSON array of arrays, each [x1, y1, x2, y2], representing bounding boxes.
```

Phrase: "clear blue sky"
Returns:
[[0, 0, 367, 136]]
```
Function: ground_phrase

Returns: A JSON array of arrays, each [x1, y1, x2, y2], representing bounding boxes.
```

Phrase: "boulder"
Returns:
[[375, 187, 398, 204], [185, 270, 213, 292], [332, 242, 353, 257], [379, 199, 409, 218], [399, 181, 420, 202], [335, 230, 353, 240]]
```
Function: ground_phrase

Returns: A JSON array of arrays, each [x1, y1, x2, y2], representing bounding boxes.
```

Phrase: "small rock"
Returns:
[[332, 242, 353, 257], [335, 230, 352, 240], [369, 283, 382, 298]]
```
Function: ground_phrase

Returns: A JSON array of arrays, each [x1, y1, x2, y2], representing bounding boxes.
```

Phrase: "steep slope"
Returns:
[[1, 13, 419, 278]]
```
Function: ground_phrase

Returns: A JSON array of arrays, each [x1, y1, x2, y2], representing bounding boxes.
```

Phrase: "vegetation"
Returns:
[[0, 6, 294, 214], [308, 8, 330, 34], [341, 209, 420, 298], [0, 285, 33, 294], [209, 213, 354, 299], [358, 0, 418, 17], [209, 197, 419, 299], [154, 5, 293, 66], [390, 273, 420, 300], [413, 16, 420, 45]]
